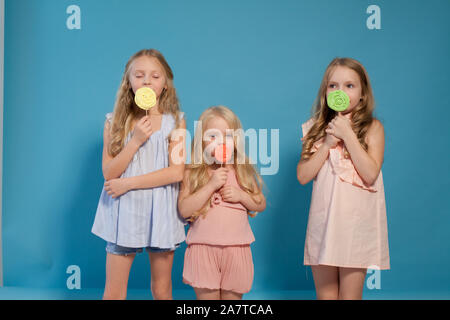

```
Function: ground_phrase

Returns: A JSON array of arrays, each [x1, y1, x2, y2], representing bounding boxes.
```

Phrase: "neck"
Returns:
[[338, 110, 353, 120], [209, 163, 234, 170], [136, 105, 162, 117]]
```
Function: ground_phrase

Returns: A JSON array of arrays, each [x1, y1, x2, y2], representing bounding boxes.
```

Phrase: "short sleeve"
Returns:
[[105, 112, 113, 124], [301, 118, 315, 141]]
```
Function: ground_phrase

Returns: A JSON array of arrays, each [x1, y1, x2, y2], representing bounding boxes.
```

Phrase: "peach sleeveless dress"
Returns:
[[182, 167, 255, 294], [301, 118, 390, 270]]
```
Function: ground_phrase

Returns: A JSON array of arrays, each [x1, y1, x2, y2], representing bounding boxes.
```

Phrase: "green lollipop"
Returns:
[[327, 90, 350, 112]]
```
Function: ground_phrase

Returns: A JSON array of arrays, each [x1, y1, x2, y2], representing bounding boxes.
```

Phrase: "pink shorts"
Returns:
[[182, 244, 254, 294]]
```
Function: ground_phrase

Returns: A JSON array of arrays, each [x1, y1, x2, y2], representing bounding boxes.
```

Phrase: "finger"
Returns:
[[218, 172, 228, 179], [145, 128, 153, 136], [142, 123, 152, 131], [138, 117, 148, 125]]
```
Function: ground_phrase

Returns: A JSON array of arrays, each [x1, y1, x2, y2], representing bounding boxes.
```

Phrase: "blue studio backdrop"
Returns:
[[2, 0, 450, 297]]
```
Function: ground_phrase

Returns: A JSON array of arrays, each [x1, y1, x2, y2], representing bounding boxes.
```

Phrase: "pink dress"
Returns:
[[182, 167, 255, 293], [185, 169, 255, 246], [301, 118, 390, 270]]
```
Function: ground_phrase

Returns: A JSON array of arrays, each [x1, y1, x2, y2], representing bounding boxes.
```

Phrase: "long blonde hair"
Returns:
[[108, 49, 182, 157], [301, 57, 376, 161], [187, 106, 264, 222]]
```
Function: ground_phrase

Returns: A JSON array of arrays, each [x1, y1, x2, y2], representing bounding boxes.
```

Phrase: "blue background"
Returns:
[[2, 0, 450, 297]]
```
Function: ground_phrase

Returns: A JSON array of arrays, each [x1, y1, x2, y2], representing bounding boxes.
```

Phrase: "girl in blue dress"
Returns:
[[92, 49, 186, 300]]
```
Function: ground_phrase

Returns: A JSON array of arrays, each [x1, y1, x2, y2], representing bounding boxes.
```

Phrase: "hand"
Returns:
[[323, 132, 341, 149], [131, 116, 152, 146], [104, 178, 132, 199], [219, 185, 242, 203], [325, 114, 353, 142], [208, 167, 229, 191]]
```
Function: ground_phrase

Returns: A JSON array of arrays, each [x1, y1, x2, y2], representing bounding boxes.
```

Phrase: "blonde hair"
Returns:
[[108, 49, 182, 157], [187, 106, 264, 222], [301, 57, 375, 161]]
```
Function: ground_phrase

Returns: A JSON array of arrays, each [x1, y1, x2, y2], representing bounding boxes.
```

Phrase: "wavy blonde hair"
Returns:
[[108, 49, 182, 157], [186, 106, 264, 222], [301, 57, 375, 161]]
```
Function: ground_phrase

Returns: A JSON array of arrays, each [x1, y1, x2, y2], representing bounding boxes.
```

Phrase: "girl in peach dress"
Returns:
[[178, 106, 266, 300], [297, 57, 390, 300]]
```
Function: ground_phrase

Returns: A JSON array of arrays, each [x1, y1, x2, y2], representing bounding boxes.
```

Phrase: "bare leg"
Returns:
[[103, 253, 135, 300], [338, 267, 367, 300], [221, 289, 243, 300], [149, 251, 175, 300], [311, 265, 339, 300], [194, 287, 221, 300]]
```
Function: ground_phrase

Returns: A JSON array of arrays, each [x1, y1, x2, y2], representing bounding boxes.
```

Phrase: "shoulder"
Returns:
[[301, 118, 316, 138], [166, 111, 185, 121], [368, 118, 384, 135], [365, 118, 385, 144], [166, 111, 186, 127], [104, 112, 113, 127], [105, 112, 113, 122], [103, 112, 113, 131]]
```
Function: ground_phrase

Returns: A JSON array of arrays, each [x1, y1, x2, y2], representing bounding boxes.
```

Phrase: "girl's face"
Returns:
[[203, 116, 235, 163], [128, 56, 167, 99], [326, 66, 363, 114]]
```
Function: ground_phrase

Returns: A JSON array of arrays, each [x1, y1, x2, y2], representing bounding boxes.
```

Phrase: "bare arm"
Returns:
[[237, 187, 266, 212], [297, 132, 339, 185], [341, 119, 384, 185], [218, 174, 266, 212], [127, 118, 187, 189], [102, 120, 142, 181], [178, 167, 228, 219], [104, 118, 186, 199]]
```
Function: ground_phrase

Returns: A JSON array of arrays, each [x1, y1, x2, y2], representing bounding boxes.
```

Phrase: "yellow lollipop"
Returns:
[[134, 87, 156, 113]]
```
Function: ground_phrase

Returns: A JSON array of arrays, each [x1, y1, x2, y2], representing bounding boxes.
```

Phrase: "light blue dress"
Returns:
[[91, 112, 186, 248]]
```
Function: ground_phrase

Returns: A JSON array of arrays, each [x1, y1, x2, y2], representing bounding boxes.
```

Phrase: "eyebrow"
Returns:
[[133, 69, 161, 74], [328, 80, 358, 84]]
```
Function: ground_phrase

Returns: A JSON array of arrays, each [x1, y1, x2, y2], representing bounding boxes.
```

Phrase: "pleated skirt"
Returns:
[[182, 244, 254, 294]]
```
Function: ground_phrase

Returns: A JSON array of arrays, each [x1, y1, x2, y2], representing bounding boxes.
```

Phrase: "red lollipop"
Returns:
[[214, 143, 233, 165]]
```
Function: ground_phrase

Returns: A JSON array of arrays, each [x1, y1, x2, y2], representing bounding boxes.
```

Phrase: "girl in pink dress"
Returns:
[[297, 57, 390, 300], [178, 106, 266, 300]]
